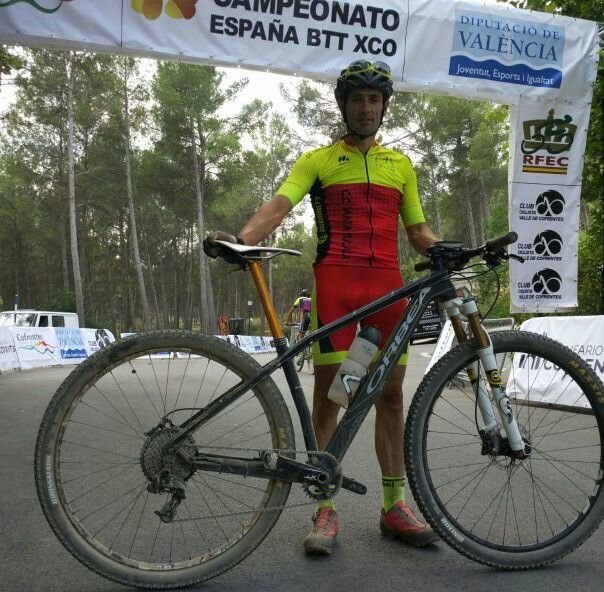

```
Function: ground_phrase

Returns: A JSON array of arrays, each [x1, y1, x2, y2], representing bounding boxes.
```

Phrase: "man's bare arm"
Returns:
[[405, 222, 439, 256], [238, 195, 293, 246]]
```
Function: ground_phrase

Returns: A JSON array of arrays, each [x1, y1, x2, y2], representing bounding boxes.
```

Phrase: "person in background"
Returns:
[[286, 289, 312, 341]]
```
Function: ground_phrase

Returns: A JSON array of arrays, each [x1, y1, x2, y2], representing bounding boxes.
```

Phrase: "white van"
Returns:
[[0, 310, 79, 329]]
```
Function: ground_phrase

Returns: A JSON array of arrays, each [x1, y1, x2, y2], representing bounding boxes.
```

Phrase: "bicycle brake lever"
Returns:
[[507, 253, 525, 264]]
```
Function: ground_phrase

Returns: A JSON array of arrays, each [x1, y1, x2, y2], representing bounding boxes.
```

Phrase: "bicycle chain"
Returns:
[[171, 445, 331, 523]]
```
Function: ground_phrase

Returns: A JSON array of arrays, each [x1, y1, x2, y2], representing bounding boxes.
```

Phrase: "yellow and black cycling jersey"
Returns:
[[277, 138, 425, 269]]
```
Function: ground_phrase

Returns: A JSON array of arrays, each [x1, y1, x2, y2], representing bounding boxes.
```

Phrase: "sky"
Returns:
[[0, 62, 302, 114]]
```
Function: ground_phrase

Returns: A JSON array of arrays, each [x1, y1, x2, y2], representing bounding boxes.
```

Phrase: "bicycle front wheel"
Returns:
[[405, 330, 604, 569], [35, 331, 295, 589]]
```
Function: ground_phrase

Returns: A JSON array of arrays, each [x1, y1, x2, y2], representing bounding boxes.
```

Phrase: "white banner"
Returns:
[[0, 327, 116, 373], [217, 334, 276, 354], [508, 316, 604, 408], [81, 328, 116, 356], [0, 327, 19, 373], [508, 99, 590, 312], [0, 1, 598, 103], [11, 327, 63, 370]]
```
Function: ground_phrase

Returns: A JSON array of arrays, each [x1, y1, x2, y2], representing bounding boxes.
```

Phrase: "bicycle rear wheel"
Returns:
[[35, 331, 295, 589], [405, 331, 604, 569]]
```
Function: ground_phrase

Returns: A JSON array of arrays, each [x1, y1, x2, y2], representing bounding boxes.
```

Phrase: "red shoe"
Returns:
[[304, 507, 339, 555], [380, 501, 439, 547]]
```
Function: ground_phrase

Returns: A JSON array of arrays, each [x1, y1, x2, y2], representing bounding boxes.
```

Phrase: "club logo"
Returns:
[[533, 230, 563, 257], [535, 190, 565, 216], [531, 269, 562, 295], [520, 110, 576, 175]]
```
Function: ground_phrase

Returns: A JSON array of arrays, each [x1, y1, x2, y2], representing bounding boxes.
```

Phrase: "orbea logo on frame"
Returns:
[[449, 8, 565, 89]]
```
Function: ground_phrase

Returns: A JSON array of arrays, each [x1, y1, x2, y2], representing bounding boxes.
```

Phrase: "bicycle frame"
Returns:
[[168, 261, 458, 467]]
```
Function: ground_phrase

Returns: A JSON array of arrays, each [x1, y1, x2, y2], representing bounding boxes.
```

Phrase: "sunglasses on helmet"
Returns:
[[342, 60, 392, 79]]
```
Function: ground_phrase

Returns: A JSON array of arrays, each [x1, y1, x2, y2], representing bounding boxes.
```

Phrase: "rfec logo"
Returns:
[[132, 0, 197, 20], [449, 9, 565, 89], [0, 0, 74, 13], [520, 109, 576, 174]]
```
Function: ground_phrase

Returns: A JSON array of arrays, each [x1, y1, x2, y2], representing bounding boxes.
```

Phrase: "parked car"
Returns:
[[0, 310, 79, 329]]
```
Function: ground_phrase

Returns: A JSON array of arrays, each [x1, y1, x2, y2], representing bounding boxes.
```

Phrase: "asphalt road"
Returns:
[[1, 341, 602, 592]]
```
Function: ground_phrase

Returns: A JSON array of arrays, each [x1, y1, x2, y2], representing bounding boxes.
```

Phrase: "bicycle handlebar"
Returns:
[[414, 231, 520, 273]]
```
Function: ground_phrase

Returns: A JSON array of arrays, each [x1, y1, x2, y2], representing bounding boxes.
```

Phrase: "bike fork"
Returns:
[[444, 297, 527, 457]]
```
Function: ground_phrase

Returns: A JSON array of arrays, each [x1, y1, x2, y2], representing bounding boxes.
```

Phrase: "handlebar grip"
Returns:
[[414, 260, 432, 272], [485, 231, 518, 251]]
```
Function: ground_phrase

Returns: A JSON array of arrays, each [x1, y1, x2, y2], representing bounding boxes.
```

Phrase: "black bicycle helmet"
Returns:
[[300, 289, 310, 297], [334, 60, 394, 103]]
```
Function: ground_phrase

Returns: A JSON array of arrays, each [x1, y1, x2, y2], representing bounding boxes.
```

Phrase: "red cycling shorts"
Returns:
[[310, 265, 409, 366]]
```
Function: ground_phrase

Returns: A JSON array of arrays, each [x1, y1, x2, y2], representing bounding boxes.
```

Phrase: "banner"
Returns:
[[12, 327, 63, 370], [508, 100, 590, 311], [508, 316, 604, 408], [0, 327, 116, 373], [0, 327, 19, 373], [0, 1, 598, 103]]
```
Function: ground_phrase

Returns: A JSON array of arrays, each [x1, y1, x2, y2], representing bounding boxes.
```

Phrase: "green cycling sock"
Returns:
[[382, 476, 405, 511], [316, 499, 335, 511]]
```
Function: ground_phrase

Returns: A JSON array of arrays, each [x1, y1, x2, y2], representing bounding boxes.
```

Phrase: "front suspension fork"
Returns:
[[444, 297, 526, 456]]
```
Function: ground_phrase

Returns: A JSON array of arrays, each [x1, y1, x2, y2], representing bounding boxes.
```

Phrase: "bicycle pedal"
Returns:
[[341, 476, 367, 495]]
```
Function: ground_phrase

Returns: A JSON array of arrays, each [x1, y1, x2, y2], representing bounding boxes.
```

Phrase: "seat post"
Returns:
[[248, 261, 284, 339]]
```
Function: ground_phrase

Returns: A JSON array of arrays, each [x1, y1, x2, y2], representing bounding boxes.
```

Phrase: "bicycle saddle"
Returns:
[[212, 239, 301, 267]]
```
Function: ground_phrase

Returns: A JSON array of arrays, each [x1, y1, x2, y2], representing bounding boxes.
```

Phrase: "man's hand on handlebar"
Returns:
[[203, 231, 243, 258]]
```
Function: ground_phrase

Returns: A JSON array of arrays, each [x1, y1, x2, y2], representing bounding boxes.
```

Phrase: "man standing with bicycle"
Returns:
[[205, 60, 439, 555]]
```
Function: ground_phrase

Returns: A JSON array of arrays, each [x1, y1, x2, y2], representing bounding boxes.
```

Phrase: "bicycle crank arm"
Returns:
[[341, 476, 367, 495], [190, 452, 331, 485]]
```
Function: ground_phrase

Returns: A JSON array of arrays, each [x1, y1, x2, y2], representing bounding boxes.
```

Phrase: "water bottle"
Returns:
[[328, 326, 381, 408]]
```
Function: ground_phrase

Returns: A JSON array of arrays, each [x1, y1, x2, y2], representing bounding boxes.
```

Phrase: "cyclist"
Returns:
[[205, 59, 439, 555], [286, 289, 312, 341]]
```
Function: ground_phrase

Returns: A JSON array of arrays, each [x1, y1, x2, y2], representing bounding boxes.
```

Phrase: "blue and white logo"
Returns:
[[449, 9, 565, 89]]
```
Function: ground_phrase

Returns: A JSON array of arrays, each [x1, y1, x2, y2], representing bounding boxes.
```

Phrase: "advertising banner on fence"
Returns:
[[0, 327, 19, 373], [508, 316, 604, 409], [12, 327, 63, 370], [0, 327, 116, 373], [82, 328, 116, 356]]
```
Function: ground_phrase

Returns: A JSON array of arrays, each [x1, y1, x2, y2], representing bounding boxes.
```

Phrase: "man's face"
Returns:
[[343, 88, 387, 137]]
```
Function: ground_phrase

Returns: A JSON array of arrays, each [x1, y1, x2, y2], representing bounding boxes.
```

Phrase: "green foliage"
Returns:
[[44, 289, 76, 312], [1, 22, 600, 330]]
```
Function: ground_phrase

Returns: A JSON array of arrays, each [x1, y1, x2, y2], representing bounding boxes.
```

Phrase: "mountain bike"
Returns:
[[35, 232, 604, 589], [288, 323, 313, 373]]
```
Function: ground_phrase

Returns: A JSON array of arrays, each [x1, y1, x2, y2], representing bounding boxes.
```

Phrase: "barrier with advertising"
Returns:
[[508, 316, 604, 408], [0, 327, 116, 374], [0, 1, 599, 313]]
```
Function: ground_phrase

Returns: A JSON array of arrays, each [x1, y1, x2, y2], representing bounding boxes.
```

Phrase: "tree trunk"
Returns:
[[463, 176, 478, 248], [66, 54, 85, 326], [192, 123, 216, 333], [123, 75, 151, 330]]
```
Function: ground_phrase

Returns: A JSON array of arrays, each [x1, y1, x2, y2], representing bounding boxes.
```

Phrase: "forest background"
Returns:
[[0, 0, 602, 336]]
